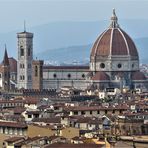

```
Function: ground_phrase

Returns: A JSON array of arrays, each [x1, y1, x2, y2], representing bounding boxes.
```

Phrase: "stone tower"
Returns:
[[1, 47, 10, 91], [17, 27, 33, 89], [32, 60, 44, 90]]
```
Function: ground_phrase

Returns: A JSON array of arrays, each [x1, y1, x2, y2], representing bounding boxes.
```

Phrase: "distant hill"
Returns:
[[35, 38, 148, 64], [35, 44, 92, 65], [0, 20, 148, 64]]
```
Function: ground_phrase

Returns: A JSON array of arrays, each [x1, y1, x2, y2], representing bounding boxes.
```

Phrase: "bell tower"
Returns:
[[17, 24, 33, 89], [32, 59, 44, 90]]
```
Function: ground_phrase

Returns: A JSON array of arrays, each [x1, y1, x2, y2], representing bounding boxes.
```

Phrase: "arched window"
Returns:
[[20, 46, 24, 56], [35, 66, 38, 77]]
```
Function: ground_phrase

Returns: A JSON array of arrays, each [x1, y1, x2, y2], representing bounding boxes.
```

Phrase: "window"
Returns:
[[100, 63, 105, 68], [28, 47, 31, 56], [35, 66, 38, 77], [68, 74, 71, 79], [90, 111, 92, 114], [81, 111, 85, 115], [97, 110, 100, 114], [117, 63, 122, 68], [82, 74, 85, 78], [53, 73, 57, 78], [0, 73, 2, 78], [28, 115, 32, 118], [74, 111, 78, 115], [20, 46, 24, 56], [105, 110, 108, 114]]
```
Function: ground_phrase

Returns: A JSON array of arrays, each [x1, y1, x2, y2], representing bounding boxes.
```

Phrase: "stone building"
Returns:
[[17, 29, 33, 89], [1, 9, 147, 91], [89, 9, 147, 90]]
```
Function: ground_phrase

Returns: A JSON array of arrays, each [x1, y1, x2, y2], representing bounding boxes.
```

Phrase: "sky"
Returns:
[[0, 0, 148, 33]]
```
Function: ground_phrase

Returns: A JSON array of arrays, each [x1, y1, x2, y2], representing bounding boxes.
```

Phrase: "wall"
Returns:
[[27, 125, 55, 137]]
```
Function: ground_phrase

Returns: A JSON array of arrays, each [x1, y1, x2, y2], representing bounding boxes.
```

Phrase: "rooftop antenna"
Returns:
[[24, 20, 26, 32]]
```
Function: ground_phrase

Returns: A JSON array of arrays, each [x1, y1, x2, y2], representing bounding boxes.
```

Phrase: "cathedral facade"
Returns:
[[15, 10, 147, 91]]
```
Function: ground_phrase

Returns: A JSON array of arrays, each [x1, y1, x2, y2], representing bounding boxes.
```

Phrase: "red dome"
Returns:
[[132, 71, 146, 80], [91, 10, 138, 59], [91, 72, 110, 81]]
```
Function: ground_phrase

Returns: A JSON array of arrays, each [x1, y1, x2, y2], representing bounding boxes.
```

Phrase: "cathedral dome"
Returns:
[[91, 9, 138, 59]]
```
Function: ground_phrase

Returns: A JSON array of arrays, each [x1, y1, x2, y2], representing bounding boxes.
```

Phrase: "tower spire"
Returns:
[[110, 8, 119, 28], [2, 44, 9, 66]]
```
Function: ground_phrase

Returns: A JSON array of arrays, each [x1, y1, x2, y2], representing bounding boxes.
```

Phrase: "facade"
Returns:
[[42, 65, 89, 90], [17, 30, 33, 89]]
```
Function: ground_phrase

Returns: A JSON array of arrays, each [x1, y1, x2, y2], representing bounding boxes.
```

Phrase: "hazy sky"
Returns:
[[0, 0, 148, 33]]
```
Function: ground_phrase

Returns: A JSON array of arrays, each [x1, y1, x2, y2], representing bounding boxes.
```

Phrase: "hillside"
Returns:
[[0, 20, 147, 64], [35, 38, 148, 64]]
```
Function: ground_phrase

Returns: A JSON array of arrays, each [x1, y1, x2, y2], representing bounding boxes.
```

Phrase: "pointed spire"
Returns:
[[110, 8, 119, 28], [2, 44, 9, 66], [24, 20, 26, 32]]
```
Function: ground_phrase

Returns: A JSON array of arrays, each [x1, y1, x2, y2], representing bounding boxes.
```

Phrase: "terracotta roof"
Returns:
[[43, 65, 89, 70], [132, 71, 146, 80], [48, 135, 66, 141], [72, 136, 86, 141], [26, 110, 40, 115], [14, 136, 48, 146], [4, 137, 24, 143], [32, 117, 61, 123], [68, 105, 128, 111], [9, 57, 17, 72], [91, 72, 110, 81], [45, 143, 103, 148], [90, 10, 138, 59], [13, 107, 26, 114], [0, 121, 27, 128]]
